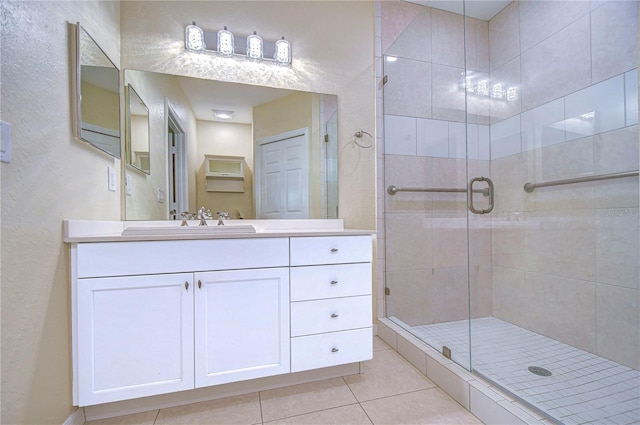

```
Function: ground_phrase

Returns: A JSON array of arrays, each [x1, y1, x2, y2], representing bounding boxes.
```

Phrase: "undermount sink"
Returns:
[[121, 224, 256, 236]]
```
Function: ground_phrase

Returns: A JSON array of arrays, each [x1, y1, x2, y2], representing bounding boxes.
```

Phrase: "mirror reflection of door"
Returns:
[[167, 106, 187, 219], [325, 111, 339, 219], [255, 129, 309, 219]]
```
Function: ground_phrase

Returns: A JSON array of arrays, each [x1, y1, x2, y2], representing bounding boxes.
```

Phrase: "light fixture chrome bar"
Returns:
[[523, 170, 639, 193], [387, 185, 489, 196]]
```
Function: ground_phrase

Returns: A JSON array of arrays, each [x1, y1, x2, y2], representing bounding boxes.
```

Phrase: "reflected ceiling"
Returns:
[[406, 0, 511, 20]]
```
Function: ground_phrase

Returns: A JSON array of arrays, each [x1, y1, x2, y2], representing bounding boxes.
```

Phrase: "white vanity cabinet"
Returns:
[[77, 273, 195, 406], [194, 268, 289, 387], [68, 229, 373, 408], [289, 236, 373, 372]]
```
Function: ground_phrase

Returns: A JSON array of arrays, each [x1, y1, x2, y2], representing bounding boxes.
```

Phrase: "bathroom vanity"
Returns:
[[65, 220, 374, 408]]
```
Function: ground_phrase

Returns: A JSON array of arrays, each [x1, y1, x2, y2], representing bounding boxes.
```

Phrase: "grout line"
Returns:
[[153, 409, 160, 425]]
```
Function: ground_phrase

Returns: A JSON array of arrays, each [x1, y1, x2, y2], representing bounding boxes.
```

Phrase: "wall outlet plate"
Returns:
[[107, 166, 117, 191]]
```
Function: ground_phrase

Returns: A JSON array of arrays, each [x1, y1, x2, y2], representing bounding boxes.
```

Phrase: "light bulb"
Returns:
[[217, 26, 234, 56], [274, 36, 291, 65], [246, 31, 263, 60], [185, 21, 205, 52]]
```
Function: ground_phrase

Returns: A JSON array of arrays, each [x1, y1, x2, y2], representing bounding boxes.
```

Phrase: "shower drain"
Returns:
[[528, 366, 552, 376]]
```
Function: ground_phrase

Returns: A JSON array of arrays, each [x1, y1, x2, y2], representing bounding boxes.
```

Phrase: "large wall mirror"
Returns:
[[73, 23, 121, 158], [123, 69, 338, 221], [125, 84, 150, 174]]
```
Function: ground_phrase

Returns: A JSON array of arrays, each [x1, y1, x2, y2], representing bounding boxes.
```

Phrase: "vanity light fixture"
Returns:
[[246, 31, 264, 60], [185, 21, 205, 52], [184, 23, 292, 65], [274, 36, 291, 65], [212, 109, 234, 120], [217, 26, 234, 56]]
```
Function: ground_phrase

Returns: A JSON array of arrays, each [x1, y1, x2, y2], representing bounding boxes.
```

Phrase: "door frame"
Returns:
[[166, 101, 188, 219]]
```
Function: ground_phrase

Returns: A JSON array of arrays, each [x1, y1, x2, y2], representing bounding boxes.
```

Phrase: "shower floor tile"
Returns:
[[393, 316, 640, 425]]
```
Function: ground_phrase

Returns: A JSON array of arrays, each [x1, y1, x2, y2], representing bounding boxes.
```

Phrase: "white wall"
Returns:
[[1, 2, 121, 423]]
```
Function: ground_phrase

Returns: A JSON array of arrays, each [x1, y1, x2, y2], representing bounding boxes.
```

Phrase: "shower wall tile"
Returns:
[[520, 15, 591, 112], [384, 155, 433, 213], [528, 136, 595, 211], [384, 115, 416, 156], [596, 283, 640, 370], [489, 1, 520, 71], [593, 125, 639, 208], [490, 154, 527, 213], [431, 158, 468, 212], [523, 211, 596, 282], [431, 8, 464, 68], [431, 64, 466, 122], [380, 0, 423, 55], [492, 266, 528, 328], [524, 271, 597, 354], [384, 212, 432, 271], [448, 122, 466, 159], [385, 269, 432, 326], [429, 267, 470, 323], [385, 6, 432, 63], [468, 17, 490, 73], [591, 0, 639, 83], [518, 0, 590, 52], [416, 118, 448, 158], [625, 70, 638, 126], [521, 98, 565, 152], [490, 114, 521, 159], [432, 216, 468, 268], [478, 125, 490, 160], [564, 75, 626, 141], [489, 57, 521, 124], [383, 58, 431, 118], [596, 209, 639, 290], [469, 264, 493, 319], [491, 214, 525, 268]]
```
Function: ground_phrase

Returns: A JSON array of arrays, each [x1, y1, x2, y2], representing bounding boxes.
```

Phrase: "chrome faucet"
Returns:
[[197, 207, 208, 226], [217, 211, 230, 226]]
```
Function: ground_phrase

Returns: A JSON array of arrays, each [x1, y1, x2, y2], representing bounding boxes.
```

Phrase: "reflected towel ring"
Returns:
[[353, 130, 373, 148]]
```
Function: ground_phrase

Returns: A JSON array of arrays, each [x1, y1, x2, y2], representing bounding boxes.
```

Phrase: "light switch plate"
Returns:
[[157, 187, 165, 203], [125, 174, 133, 196], [1, 120, 12, 163], [108, 166, 117, 191]]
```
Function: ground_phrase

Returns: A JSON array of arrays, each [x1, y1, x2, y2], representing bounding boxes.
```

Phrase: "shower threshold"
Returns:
[[390, 316, 639, 425]]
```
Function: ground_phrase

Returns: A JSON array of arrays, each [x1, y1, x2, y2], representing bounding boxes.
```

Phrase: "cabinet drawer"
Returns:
[[291, 296, 372, 336], [291, 328, 373, 372], [76, 238, 289, 278], [290, 235, 372, 266], [290, 263, 372, 301]]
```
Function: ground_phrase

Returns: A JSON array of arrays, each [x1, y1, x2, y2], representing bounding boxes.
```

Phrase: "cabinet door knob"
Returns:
[[330, 248, 339, 253], [198, 280, 202, 289], [185, 281, 189, 291], [331, 313, 339, 318], [330, 280, 338, 285], [331, 347, 339, 353]]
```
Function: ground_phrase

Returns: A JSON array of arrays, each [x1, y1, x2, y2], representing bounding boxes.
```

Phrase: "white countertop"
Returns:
[[64, 219, 376, 243]]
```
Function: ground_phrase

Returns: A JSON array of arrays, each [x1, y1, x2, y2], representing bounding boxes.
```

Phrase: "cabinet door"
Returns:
[[77, 273, 194, 406], [194, 268, 290, 387]]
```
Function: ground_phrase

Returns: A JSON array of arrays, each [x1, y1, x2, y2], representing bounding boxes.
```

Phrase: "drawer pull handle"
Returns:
[[185, 281, 189, 291], [198, 280, 202, 289], [331, 347, 339, 353], [330, 280, 338, 285], [331, 313, 339, 318], [330, 248, 339, 253]]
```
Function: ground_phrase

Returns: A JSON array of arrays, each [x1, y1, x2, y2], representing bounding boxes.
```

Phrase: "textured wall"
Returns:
[[0, 1, 121, 423]]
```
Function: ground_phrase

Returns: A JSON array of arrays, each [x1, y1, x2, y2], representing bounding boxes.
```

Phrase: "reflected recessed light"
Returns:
[[212, 109, 234, 120], [386, 56, 398, 62]]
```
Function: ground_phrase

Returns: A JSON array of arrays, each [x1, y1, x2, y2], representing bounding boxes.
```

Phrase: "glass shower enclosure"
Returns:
[[381, 1, 639, 423]]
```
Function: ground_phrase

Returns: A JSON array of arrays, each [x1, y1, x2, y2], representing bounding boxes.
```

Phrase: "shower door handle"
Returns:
[[468, 176, 494, 215]]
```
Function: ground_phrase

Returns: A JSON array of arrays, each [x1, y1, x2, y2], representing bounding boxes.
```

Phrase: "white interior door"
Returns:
[[255, 129, 309, 219]]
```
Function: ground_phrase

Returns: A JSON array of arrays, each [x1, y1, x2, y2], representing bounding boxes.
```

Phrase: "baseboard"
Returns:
[[62, 407, 85, 425]]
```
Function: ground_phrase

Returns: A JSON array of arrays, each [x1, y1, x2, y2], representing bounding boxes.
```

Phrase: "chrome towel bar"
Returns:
[[387, 185, 489, 196], [523, 170, 639, 193]]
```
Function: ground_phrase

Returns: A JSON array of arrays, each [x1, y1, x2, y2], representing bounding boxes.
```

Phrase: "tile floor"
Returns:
[[404, 317, 640, 425], [84, 337, 483, 425]]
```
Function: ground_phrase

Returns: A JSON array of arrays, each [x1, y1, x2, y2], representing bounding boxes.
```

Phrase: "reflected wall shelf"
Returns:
[[204, 155, 245, 192]]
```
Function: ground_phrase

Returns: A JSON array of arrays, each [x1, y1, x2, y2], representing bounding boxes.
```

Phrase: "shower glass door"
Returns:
[[382, 0, 475, 371]]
